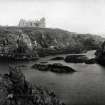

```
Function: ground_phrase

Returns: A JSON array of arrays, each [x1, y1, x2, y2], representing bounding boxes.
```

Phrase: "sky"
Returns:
[[0, 0, 105, 35]]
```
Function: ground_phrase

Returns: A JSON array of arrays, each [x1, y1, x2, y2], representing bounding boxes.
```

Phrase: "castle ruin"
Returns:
[[18, 17, 46, 28]]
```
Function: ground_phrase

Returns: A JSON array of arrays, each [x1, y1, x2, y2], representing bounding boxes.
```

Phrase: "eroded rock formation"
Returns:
[[0, 66, 65, 105], [95, 41, 105, 64]]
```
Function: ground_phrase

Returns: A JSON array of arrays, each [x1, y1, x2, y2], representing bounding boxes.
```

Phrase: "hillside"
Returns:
[[0, 26, 104, 57]]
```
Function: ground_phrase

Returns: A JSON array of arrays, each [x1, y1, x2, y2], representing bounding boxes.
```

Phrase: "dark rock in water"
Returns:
[[32, 63, 75, 73], [64, 55, 89, 63], [85, 58, 96, 64], [32, 63, 49, 71], [95, 41, 105, 65], [50, 63, 75, 73], [52, 63, 63, 66], [40, 61, 48, 63], [0, 74, 13, 105], [0, 66, 66, 105], [50, 56, 64, 60]]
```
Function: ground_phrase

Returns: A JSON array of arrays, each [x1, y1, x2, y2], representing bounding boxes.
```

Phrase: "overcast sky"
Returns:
[[0, 0, 105, 35]]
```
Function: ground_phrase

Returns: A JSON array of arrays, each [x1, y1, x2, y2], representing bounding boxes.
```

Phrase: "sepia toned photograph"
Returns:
[[0, 0, 105, 105]]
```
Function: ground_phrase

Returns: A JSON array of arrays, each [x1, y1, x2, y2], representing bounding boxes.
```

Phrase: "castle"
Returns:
[[18, 17, 46, 28]]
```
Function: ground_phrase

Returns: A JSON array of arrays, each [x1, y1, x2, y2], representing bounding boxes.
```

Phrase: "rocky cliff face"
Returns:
[[16, 32, 33, 54], [0, 27, 104, 57], [0, 66, 65, 105], [95, 41, 105, 64], [0, 30, 37, 57]]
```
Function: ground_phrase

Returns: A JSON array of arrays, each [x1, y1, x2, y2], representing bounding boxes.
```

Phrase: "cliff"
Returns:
[[95, 41, 105, 65], [0, 66, 65, 105], [0, 26, 104, 57]]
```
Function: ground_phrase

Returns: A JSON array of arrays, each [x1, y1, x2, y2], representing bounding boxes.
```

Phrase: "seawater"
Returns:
[[1, 50, 105, 105]]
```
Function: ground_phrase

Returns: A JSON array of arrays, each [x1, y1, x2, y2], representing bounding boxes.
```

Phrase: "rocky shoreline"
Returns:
[[64, 54, 96, 64], [0, 66, 65, 105], [0, 26, 104, 62]]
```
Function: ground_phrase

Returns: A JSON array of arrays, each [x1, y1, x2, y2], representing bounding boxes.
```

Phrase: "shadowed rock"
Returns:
[[64, 55, 89, 63], [32, 63, 75, 73], [50, 56, 64, 60], [0, 66, 66, 105], [64, 54, 97, 64], [95, 41, 105, 65], [85, 58, 96, 64]]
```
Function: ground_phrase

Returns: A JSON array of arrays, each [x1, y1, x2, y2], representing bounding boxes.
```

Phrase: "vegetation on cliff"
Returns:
[[0, 27, 104, 57]]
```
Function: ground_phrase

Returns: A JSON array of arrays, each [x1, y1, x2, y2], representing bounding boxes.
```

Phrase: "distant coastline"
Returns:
[[0, 26, 103, 61]]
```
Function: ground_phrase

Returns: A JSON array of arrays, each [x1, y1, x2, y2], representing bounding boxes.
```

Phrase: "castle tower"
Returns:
[[40, 17, 46, 28]]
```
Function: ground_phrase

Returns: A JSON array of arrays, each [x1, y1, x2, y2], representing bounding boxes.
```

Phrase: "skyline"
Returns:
[[0, 0, 105, 35]]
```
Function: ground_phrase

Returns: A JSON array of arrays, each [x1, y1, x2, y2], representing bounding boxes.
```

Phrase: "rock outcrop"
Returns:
[[0, 27, 104, 59], [32, 63, 75, 73], [95, 41, 105, 65], [64, 55, 89, 63], [64, 54, 96, 64], [0, 66, 65, 105], [85, 58, 96, 64], [50, 56, 64, 60]]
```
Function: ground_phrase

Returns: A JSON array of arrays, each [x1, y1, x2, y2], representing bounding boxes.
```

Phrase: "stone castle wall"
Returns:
[[18, 17, 46, 28]]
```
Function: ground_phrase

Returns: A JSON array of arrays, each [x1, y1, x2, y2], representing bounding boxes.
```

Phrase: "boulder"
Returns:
[[95, 41, 105, 65], [32, 63, 49, 71], [32, 63, 75, 73], [64, 55, 89, 63], [50, 56, 64, 60], [85, 58, 96, 64], [50, 63, 75, 73], [0, 74, 13, 105], [40, 61, 48, 63]]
